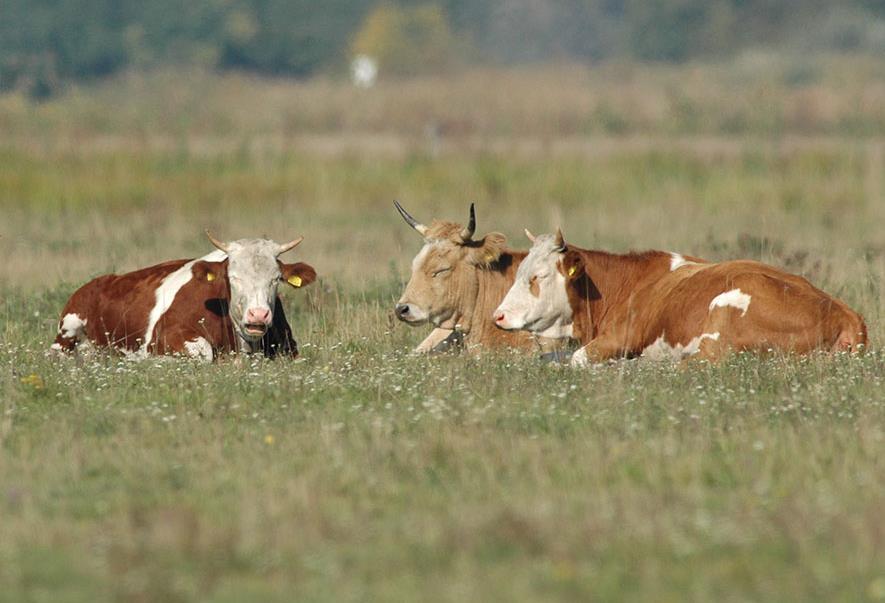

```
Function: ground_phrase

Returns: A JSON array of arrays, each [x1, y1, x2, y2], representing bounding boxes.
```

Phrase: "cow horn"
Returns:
[[459, 203, 476, 241], [393, 200, 429, 236], [524, 228, 536, 243], [554, 227, 566, 251], [205, 230, 229, 253], [277, 236, 304, 256]]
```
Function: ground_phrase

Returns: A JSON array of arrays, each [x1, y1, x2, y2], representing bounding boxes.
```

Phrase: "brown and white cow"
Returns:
[[494, 230, 867, 365], [393, 201, 567, 353], [51, 233, 317, 361]]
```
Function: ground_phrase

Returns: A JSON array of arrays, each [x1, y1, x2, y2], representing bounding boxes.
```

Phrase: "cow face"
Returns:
[[394, 202, 505, 329], [193, 235, 316, 342], [494, 229, 575, 338]]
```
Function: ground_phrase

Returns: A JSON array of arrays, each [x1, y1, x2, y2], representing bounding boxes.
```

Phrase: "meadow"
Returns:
[[1, 61, 885, 601]]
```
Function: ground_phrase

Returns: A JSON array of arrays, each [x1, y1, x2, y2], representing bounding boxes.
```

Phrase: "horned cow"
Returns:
[[494, 230, 867, 365], [52, 233, 317, 361], [393, 201, 568, 353]]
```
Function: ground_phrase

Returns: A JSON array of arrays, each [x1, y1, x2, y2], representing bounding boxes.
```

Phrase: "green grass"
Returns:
[[2, 66, 885, 600], [3, 296, 885, 601]]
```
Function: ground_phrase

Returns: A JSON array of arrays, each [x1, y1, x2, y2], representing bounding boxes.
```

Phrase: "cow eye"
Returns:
[[432, 267, 451, 277]]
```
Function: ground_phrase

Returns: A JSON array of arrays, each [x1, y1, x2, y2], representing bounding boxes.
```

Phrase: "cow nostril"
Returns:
[[395, 304, 409, 317], [495, 313, 505, 323], [247, 308, 272, 324]]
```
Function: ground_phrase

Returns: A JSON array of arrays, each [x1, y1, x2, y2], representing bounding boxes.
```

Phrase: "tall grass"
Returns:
[[1, 55, 884, 148]]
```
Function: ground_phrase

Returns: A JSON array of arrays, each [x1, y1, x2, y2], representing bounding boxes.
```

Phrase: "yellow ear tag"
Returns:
[[206, 272, 216, 282], [568, 266, 577, 277], [288, 275, 302, 287]]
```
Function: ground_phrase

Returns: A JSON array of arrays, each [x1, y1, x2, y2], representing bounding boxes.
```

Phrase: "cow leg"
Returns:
[[414, 328, 456, 354], [569, 334, 627, 367], [154, 328, 215, 362], [183, 337, 214, 362]]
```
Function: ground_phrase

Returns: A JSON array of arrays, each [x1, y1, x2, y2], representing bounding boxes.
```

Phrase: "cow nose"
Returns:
[[494, 312, 505, 324], [245, 307, 271, 324], [395, 303, 410, 318]]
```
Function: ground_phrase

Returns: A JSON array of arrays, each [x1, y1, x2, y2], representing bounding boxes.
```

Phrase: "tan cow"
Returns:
[[393, 201, 567, 353], [494, 230, 867, 365]]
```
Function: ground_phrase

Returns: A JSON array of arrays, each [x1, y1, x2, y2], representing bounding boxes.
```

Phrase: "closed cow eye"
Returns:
[[432, 268, 451, 277]]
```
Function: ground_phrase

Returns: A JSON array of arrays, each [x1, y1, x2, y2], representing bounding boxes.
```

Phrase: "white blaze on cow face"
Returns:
[[202, 235, 312, 346], [223, 239, 287, 340], [397, 240, 465, 327], [494, 233, 572, 337]]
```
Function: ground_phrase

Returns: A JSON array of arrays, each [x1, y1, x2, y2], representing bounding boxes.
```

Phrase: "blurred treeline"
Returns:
[[2, 0, 884, 98]]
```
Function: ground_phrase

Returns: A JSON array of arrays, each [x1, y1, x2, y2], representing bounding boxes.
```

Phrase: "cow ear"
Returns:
[[469, 232, 506, 267], [560, 251, 584, 281], [192, 260, 227, 283], [279, 262, 317, 289]]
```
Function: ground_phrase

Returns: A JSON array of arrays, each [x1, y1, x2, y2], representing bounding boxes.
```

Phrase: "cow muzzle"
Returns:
[[493, 309, 523, 331], [243, 307, 272, 337], [394, 303, 428, 325]]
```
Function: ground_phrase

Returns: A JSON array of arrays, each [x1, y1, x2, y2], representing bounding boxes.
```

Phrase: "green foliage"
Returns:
[[1, 0, 884, 95], [218, 0, 374, 76]]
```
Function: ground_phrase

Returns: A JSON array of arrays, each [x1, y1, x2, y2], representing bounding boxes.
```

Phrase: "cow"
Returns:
[[51, 233, 317, 361], [494, 229, 867, 366], [393, 201, 570, 354]]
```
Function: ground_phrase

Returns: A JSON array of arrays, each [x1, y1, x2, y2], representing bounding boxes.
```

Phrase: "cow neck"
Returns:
[[568, 249, 669, 344], [465, 249, 525, 343]]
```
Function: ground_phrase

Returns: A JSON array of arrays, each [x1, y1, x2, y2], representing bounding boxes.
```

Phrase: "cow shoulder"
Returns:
[[154, 261, 234, 351]]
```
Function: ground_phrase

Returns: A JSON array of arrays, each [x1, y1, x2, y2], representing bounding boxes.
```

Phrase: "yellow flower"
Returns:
[[264, 434, 275, 445], [20, 374, 44, 389]]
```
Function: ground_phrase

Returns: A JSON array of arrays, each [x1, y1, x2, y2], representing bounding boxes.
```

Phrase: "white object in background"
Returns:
[[351, 55, 378, 88]]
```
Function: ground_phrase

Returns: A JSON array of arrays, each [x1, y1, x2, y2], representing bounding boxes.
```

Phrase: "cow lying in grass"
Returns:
[[494, 229, 867, 365], [52, 232, 316, 361], [393, 201, 569, 354]]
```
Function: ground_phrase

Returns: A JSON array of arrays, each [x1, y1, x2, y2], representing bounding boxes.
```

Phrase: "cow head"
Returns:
[[192, 233, 316, 342], [493, 229, 576, 339], [394, 201, 506, 331]]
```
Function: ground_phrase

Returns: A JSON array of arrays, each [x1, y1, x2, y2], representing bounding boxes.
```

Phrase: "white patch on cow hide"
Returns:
[[709, 288, 751, 317], [142, 250, 226, 353], [570, 345, 589, 367], [184, 337, 213, 362], [642, 332, 720, 361], [58, 312, 87, 340], [495, 234, 573, 333], [669, 253, 696, 271]]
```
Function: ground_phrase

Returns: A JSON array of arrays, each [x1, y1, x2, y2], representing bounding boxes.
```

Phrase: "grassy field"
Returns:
[[2, 63, 885, 601]]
